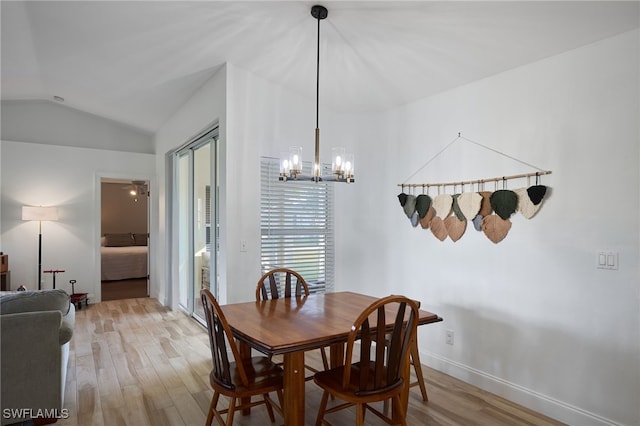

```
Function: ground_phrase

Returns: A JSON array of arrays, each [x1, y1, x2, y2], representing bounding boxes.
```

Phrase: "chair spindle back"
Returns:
[[256, 268, 310, 301], [344, 295, 419, 395], [201, 289, 248, 390]]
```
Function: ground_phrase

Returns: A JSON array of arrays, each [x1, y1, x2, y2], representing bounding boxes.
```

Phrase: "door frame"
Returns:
[[168, 124, 219, 320], [95, 172, 154, 303]]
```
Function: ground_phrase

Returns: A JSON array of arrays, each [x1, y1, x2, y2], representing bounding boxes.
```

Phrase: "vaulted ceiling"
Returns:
[[2, 1, 638, 133]]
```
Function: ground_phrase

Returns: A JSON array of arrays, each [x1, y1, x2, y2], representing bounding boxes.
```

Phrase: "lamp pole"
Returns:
[[22, 206, 59, 290], [37, 221, 43, 290]]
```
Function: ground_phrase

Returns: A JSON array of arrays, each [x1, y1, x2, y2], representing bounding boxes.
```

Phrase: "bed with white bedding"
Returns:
[[101, 233, 148, 281]]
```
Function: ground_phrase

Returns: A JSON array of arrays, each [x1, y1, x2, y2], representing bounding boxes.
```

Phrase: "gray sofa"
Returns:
[[0, 289, 75, 425]]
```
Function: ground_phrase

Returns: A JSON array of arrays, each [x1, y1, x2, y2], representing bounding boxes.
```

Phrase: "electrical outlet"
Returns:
[[446, 330, 454, 345]]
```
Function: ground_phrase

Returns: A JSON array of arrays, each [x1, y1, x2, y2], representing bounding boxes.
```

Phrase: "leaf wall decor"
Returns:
[[397, 185, 549, 243]]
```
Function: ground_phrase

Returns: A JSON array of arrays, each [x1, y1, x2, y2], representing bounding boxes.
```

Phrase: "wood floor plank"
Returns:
[[75, 353, 104, 426], [168, 385, 207, 426], [153, 354, 188, 391], [95, 366, 124, 407], [110, 350, 139, 389], [149, 405, 187, 426], [56, 297, 566, 426], [121, 384, 153, 426], [134, 366, 175, 411], [168, 357, 209, 395]]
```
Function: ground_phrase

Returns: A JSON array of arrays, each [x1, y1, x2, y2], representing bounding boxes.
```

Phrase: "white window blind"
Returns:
[[260, 157, 334, 294]]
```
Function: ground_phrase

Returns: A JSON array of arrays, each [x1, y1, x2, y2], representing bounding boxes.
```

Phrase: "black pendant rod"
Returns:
[[315, 13, 320, 129], [311, 5, 327, 179], [311, 5, 327, 129]]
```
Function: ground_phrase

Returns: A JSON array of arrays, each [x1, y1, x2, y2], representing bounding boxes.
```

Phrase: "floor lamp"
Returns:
[[22, 206, 59, 290]]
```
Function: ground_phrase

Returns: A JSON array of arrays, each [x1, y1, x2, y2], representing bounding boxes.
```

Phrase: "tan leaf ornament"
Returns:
[[419, 207, 436, 229], [444, 216, 467, 242], [430, 216, 448, 241], [482, 215, 512, 244]]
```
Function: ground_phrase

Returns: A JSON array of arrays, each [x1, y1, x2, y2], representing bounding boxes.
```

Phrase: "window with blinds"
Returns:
[[260, 157, 335, 294]]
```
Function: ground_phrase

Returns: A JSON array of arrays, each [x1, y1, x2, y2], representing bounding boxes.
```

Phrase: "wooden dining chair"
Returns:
[[390, 299, 429, 398], [200, 289, 284, 426], [383, 300, 428, 415], [255, 267, 310, 300], [408, 321, 429, 401], [313, 295, 420, 426], [256, 268, 330, 376]]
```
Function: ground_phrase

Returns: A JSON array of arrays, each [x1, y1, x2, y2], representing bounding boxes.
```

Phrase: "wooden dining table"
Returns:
[[220, 291, 442, 425]]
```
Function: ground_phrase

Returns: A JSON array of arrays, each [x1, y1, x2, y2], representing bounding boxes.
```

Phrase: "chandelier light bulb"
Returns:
[[287, 146, 303, 176]]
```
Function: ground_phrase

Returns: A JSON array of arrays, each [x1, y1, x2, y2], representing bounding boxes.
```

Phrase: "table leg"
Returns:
[[328, 342, 344, 368], [238, 341, 252, 416], [283, 351, 305, 425]]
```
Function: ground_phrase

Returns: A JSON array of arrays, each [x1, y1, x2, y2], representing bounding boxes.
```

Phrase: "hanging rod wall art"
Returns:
[[398, 170, 552, 191], [396, 133, 552, 244]]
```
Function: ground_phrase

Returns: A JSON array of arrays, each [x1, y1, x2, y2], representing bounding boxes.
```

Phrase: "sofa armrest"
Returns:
[[1, 311, 64, 423], [59, 303, 75, 345], [0, 289, 70, 315]]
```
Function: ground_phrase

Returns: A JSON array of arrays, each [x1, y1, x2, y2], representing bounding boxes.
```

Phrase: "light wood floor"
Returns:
[[56, 298, 565, 426]]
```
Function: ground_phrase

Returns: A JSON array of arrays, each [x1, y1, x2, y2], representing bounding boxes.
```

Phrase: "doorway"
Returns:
[[100, 178, 150, 301]]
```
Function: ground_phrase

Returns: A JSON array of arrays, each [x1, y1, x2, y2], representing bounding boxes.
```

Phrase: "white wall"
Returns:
[[225, 62, 319, 303], [154, 61, 320, 306], [0, 141, 155, 300], [336, 30, 639, 425], [154, 64, 227, 307]]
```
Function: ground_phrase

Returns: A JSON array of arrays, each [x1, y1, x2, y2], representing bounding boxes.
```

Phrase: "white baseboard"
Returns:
[[423, 351, 621, 426]]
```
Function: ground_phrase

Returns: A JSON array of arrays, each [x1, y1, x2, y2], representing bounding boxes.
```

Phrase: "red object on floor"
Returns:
[[68, 279, 88, 309], [70, 293, 88, 310]]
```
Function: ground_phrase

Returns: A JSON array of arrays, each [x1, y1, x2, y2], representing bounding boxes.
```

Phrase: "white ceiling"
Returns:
[[2, 1, 638, 133]]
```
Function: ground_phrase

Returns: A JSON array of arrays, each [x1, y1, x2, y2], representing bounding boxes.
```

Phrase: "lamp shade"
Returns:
[[22, 206, 59, 221]]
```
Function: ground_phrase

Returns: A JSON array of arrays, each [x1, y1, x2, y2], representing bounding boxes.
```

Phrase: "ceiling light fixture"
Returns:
[[279, 5, 354, 183]]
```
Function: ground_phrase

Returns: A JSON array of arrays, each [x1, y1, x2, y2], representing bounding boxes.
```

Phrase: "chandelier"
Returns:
[[279, 5, 355, 183]]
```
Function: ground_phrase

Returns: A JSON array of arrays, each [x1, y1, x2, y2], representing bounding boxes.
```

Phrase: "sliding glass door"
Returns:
[[175, 127, 218, 321]]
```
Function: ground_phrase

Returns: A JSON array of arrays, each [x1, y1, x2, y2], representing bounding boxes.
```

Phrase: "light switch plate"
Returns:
[[596, 252, 618, 270]]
